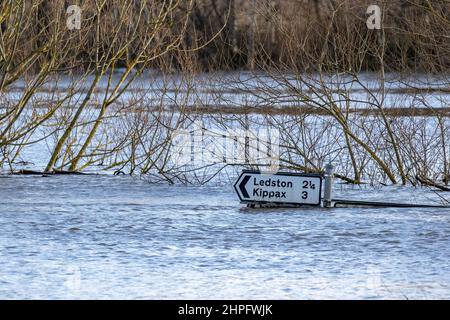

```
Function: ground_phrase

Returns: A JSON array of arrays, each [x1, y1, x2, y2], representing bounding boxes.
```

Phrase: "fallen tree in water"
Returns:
[[416, 175, 450, 192], [13, 169, 93, 176]]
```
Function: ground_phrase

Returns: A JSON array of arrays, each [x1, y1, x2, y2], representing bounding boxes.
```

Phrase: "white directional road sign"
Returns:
[[234, 171, 322, 206]]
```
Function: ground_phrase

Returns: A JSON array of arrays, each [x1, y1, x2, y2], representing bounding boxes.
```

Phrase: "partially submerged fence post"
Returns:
[[324, 163, 334, 208]]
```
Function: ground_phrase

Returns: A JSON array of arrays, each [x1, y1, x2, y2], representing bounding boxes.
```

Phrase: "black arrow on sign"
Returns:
[[239, 175, 251, 198]]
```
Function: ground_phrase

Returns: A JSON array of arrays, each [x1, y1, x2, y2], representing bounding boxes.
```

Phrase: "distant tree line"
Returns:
[[1, 0, 448, 74], [186, 0, 449, 72]]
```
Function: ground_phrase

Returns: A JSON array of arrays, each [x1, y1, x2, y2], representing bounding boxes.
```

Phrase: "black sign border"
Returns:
[[234, 170, 323, 206]]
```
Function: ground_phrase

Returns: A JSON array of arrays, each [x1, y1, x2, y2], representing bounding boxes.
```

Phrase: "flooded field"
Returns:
[[2, 0, 449, 301], [0, 174, 449, 299], [2, 71, 450, 299]]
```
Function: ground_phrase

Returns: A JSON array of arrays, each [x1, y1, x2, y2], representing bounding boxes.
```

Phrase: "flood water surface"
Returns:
[[0, 175, 449, 299]]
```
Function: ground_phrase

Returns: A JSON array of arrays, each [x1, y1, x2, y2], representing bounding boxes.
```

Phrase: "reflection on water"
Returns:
[[0, 175, 449, 299]]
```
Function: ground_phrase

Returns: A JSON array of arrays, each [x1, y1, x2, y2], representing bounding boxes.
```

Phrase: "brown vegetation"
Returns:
[[0, 0, 449, 187]]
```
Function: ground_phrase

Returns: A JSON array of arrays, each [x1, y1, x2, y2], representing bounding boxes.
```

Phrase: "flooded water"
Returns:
[[0, 174, 449, 299]]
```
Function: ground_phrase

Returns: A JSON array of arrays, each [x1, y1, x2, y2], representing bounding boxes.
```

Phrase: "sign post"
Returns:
[[323, 163, 334, 208], [234, 170, 322, 206]]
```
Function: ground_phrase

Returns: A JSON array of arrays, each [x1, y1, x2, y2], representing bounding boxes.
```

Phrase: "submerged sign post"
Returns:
[[234, 167, 450, 209], [234, 170, 322, 206]]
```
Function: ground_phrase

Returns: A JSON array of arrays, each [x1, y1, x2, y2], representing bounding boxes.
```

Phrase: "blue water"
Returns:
[[0, 175, 449, 299]]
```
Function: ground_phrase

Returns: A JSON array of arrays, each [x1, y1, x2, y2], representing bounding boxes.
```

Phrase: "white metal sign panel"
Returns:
[[234, 171, 322, 206]]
